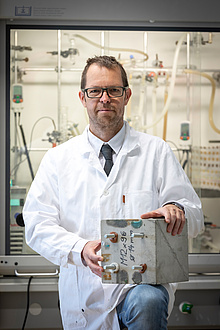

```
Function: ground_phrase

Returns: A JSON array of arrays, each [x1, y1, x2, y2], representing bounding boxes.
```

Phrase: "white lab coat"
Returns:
[[23, 122, 204, 330]]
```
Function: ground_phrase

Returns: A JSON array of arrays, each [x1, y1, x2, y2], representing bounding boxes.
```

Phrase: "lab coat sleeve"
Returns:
[[157, 141, 204, 238], [23, 150, 88, 268]]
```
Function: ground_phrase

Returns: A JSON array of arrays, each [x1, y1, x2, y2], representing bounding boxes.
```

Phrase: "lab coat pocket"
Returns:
[[124, 190, 156, 219]]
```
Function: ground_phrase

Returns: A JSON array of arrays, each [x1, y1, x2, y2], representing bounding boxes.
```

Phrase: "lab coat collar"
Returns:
[[122, 121, 140, 154], [79, 126, 95, 157], [87, 122, 126, 158], [79, 121, 140, 157]]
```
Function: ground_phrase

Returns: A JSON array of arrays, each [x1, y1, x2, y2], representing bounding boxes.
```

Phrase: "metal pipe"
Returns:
[[101, 31, 105, 56], [15, 269, 59, 277], [143, 32, 148, 130], [186, 33, 190, 121], [131, 232, 144, 238], [27, 148, 50, 152], [18, 66, 220, 74], [19, 67, 83, 72], [13, 32, 18, 183], [57, 30, 61, 131], [14, 31, 18, 84], [104, 234, 116, 239]]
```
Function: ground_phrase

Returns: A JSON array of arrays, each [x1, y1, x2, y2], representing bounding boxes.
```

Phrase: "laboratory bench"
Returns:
[[0, 274, 220, 329]]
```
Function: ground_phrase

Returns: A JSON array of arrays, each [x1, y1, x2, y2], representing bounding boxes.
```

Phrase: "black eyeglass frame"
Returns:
[[82, 86, 129, 99]]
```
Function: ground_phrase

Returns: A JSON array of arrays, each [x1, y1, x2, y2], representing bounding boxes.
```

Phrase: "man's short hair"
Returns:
[[81, 55, 129, 89]]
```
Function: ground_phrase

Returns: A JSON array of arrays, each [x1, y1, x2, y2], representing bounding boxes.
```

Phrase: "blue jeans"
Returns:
[[116, 284, 169, 330]]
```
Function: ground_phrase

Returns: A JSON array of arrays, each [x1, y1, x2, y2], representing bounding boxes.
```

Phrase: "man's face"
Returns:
[[79, 64, 131, 139]]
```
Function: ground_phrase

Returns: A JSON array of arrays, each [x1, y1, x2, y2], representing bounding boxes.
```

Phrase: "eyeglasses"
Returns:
[[82, 86, 128, 99]]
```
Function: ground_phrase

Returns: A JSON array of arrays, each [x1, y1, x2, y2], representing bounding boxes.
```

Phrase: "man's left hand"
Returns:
[[141, 204, 185, 236]]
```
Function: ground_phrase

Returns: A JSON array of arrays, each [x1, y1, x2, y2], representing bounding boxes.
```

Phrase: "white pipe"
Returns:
[[141, 33, 187, 130], [205, 241, 220, 252], [152, 77, 157, 136], [126, 73, 133, 120], [138, 74, 146, 118], [184, 69, 220, 134], [73, 34, 149, 62]]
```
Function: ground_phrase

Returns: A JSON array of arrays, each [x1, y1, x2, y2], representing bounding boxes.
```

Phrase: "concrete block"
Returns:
[[101, 218, 188, 284]]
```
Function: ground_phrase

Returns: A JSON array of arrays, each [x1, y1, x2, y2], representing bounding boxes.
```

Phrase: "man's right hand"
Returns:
[[81, 240, 103, 277]]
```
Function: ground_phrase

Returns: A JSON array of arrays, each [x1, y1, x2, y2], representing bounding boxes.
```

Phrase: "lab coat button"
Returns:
[[103, 190, 109, 196]]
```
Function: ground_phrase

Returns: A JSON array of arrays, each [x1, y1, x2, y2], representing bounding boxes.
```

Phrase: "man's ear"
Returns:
[[124, 88, 132, 106], [79, 90, 87, 108]]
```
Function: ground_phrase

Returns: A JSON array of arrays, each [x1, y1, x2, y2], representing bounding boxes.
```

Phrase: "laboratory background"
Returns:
[[0, 0, 220, 329]]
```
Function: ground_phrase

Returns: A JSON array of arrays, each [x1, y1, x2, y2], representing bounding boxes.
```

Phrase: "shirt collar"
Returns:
[[88, 122, 126, 157]]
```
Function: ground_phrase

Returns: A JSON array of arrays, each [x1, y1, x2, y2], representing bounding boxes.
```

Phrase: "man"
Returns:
[[23, 55, 204, 329]]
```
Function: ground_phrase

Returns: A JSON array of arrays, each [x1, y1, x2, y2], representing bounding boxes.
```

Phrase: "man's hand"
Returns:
[[81, 240, 103, 277], [141, 204, 185, 236]]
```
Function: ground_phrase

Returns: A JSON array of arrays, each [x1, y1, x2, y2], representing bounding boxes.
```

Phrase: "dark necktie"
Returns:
[[100, 144, 113, 176]]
